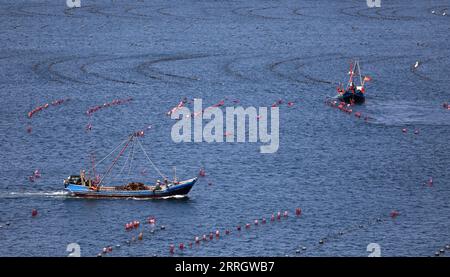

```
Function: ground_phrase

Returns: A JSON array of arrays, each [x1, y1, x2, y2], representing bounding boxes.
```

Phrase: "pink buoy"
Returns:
[[202, 235, 207, 241], [102, 248, 107, 254], [390, 210, 400, 218], [354, 112, 361, 118], [108, 246, 113, 252], [189, 242, 193, 248], [277, 212, 281, 220], [254, 219, 259, 225], [31, 209, 38, 217], [283, 211, 288, 217], [34, 170, 41, 178], [261, 218, 266, 224], [195, 236, 200, 243], [179, 243, 184, 250], [428, 177, 433, 187], [209, 233, 213, 240], [402, 128, 407, 133], [169, 244, 175, 254], [148, 217, 156, 224], [287, 102, 294, 107], [295, 208, 302, 216], [245, 223, 251, 229], [271, 214, 275, 221], [215, 230, 220, 238], [199, 168, 206, 177]]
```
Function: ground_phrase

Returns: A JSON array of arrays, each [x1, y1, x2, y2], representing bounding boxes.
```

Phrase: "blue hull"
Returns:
[[65, 178, 197, 199]]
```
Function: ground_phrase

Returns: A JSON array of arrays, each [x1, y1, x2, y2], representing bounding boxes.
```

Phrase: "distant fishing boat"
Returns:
[[335, 60, 371, 104], [64, 132, 197, 199]]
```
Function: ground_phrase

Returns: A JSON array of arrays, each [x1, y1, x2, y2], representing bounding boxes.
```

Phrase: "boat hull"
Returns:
[[338, 91, 365, 104], [65, 178, 197, 199]]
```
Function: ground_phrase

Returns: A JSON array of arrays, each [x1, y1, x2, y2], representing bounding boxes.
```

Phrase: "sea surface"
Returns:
[[0, 0, 449, 257]]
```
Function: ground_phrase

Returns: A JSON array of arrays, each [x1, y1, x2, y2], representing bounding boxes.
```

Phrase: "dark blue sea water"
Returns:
[[0, 0, 449, 257]]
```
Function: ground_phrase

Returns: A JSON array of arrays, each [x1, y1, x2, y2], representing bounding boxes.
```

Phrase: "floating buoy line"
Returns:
[[433, 244, 450, 257], [325, 99, 371, 122], [291, 210, 400, 256], [167, 97, 297, 124], [26, 98, 70, 134], [96, 215, 167, 257], [167, 207, 302, 255], [85, 97, 133, 131], [27, 98, 70, 119]]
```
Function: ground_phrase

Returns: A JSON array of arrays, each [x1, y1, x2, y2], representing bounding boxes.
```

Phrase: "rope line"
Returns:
[[136, 138, 167, 180]]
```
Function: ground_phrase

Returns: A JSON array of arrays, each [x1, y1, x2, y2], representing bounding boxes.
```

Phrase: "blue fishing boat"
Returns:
[[64, 132, 197, 199], [335, 60, 371, 104], [64, 177, 197, 198]]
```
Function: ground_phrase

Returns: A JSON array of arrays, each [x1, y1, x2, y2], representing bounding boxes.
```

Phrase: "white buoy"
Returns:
[[432, 10, 435, 14], [414, 61, 420, 68], [443, 12, 447, 16]]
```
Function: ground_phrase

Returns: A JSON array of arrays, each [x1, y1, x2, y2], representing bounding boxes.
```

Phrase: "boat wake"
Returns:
[[0, 190, 69, 199], [134, 194, 189, 200], [366, 101, 450, 126]]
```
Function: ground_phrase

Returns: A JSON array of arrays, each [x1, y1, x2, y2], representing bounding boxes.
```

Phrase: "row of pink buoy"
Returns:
[[169, 97, 296, 120], [28, 169, 41, 182], [27, 98, 70, 119], [167, 99, 187, 116], [98, 216, 163, 257], [125, 220, 141, 231], [271, 99, 295, 108], [86, 97, 133, 116], [168, 208, 302, 254], [326, 100, 370, 121]]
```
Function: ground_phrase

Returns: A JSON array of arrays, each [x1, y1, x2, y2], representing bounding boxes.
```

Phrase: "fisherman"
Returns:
[[155, 180, 162, 190], [349, 82, 356, 92]]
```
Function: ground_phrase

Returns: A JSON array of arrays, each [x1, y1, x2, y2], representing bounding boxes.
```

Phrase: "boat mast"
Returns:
[[346, 60, 363, 89], [356, 60, 363, 86]]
